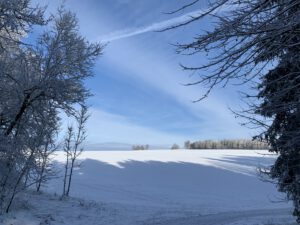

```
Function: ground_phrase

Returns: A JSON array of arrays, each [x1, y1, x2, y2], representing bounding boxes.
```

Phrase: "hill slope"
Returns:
[[1, 150, 296, 225]]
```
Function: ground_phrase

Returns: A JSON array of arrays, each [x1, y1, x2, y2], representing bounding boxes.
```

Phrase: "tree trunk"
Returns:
[[5, 93, 31, 136], [5, 150, 34, 213], [66, 159, 75, 196], [62, 154, 69, 196]]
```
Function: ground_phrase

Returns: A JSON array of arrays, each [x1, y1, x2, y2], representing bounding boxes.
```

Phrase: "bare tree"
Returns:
[[63, 126, 73, 197], [171, 144, 180, 150], [62, 105, 89, 197], [165, 0, 300, 222], [184, 140, 191, 149], [132, 144, 149, 150], [35, 132, 58, 193], [0, 1, 103, 213]]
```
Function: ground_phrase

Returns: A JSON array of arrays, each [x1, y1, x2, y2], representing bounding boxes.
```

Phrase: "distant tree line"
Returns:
[[171, 144, 180, 149], [132, 144, 149, 150], [184, 139, 269, 150]]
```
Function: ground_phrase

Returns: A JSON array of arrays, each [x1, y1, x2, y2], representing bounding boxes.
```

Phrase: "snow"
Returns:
[[1, 150, 297, 225]]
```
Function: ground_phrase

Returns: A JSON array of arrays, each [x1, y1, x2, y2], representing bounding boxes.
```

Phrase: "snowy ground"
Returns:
[[1, 150, 297, 225]]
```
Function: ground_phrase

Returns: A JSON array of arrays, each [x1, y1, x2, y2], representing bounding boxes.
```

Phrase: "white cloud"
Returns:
[[85, 108, 190, 145], [99, 9, 203, 42], [98, 5, 230, 42], [98, 38, 252, 140], [98, 10, 203, 42], [59, 107, 191, 148], [37, 0, 250, 147]]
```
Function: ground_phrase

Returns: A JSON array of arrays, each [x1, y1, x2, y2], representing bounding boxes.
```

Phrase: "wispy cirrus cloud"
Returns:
[[98, 2, 233, 42], [97, 35, 252, 141], [98, 8, 206, 42]]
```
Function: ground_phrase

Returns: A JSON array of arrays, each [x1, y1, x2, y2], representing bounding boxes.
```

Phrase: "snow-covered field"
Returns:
[[1, 150, 297, 225]]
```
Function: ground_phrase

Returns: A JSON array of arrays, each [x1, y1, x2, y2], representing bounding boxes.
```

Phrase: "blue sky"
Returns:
[[34, 0, 254, 148]]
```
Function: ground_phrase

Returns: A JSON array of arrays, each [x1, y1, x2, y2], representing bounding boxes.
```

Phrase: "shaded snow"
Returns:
[[1, 150, 297, 225]]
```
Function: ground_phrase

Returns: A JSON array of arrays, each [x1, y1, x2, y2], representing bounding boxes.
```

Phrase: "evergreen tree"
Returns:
[[166, 0, 300, 221]]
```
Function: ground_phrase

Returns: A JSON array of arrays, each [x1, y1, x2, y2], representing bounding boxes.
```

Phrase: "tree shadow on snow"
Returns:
[[204, 155, 276, 171], [48, 155, 288, 210]]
